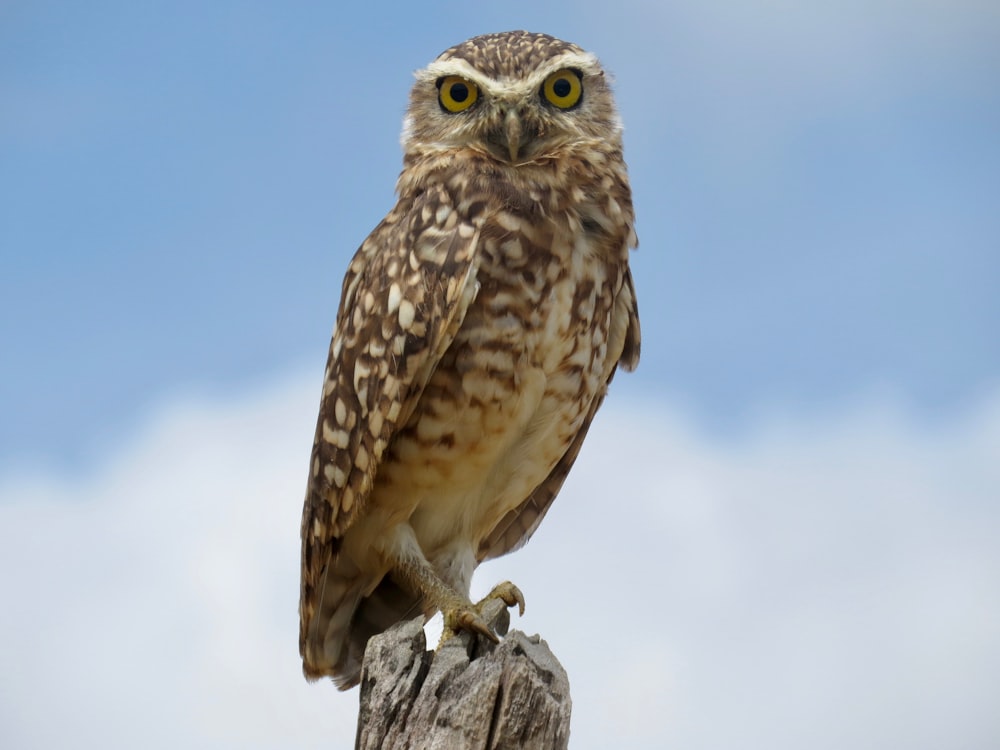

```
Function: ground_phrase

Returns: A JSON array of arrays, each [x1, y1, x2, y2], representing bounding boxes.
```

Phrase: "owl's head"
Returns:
[[402, 31, 623, 166]]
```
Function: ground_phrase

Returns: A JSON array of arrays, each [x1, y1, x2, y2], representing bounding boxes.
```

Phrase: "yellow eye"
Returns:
[[437, 76, 479, 113], [542, 69, 582, 109]]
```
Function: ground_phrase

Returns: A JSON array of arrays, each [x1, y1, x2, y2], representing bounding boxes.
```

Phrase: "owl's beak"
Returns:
[[504, 109, 523, 163]]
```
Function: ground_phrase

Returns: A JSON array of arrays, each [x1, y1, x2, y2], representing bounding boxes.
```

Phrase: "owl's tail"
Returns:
[[301, 565, 425, 690]]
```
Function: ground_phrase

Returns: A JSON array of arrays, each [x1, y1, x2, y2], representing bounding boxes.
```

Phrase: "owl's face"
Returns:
[[402, 31, 623, 167]]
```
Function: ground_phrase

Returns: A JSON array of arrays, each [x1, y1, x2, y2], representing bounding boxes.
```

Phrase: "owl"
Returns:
[[299, 30, 640, 689]]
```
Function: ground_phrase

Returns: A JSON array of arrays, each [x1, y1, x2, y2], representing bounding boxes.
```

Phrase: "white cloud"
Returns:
[[1, 375, 998, 749]]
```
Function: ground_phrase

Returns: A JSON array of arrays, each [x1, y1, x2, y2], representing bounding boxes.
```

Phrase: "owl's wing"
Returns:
[[300, 184, 481, 616], [477, 259, 640, 561]]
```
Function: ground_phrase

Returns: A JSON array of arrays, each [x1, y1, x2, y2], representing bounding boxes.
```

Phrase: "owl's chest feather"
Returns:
[[378, 210, 621, 550]]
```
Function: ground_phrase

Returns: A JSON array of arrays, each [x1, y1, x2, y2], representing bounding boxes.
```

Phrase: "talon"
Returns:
[[481, 581, 525, 617], [437, 581, 526, 647], [444, 608, 498, 643]]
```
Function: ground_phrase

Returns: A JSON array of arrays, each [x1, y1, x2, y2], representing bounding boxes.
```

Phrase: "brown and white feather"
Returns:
[[299, 30, 640, 688]]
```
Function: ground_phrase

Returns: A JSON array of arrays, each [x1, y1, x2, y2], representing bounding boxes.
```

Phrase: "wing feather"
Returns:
[[300, 185, 480, 648]]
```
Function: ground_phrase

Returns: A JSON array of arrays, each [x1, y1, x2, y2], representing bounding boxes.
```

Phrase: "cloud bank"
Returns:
[[1, 374, 997, 749]]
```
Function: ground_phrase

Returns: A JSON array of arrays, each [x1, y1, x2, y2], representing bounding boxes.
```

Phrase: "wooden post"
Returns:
[[355, 598, 572, 749]]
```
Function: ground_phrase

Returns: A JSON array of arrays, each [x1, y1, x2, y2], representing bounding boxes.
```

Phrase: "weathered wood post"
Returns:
[[355, 598, 572, 749]]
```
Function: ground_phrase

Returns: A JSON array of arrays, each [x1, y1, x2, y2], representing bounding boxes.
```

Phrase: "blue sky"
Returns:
[[1, 2, 999, 748], [3, 0, 997, 472]]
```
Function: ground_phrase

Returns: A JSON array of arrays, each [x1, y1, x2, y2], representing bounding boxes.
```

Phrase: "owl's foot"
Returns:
[[439, 581, 525, 646], [390, 553, 524, 646]]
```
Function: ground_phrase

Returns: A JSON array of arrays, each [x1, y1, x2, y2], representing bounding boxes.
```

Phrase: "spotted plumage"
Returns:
[[300, 30, 640, 688]]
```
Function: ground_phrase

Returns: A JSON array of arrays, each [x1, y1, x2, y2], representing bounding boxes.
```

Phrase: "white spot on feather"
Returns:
[[322, 421, 350, 449], [387, 282, 402, 314], [398, 299, 416, 330]]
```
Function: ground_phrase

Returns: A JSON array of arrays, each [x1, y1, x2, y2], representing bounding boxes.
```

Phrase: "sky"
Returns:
[[1, 0, 998, 748]]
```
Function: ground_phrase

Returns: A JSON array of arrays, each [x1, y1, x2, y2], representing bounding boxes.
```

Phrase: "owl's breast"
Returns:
[[372, 216, 621, 556]]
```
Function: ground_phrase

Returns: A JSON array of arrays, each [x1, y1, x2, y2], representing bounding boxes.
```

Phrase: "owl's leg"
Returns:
[[391, 552, 524, 645]]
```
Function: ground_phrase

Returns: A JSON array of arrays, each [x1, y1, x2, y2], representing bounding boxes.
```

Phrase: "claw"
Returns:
[[481, 581, 525, 617], [445, 608, 499, 643], [438, 580, 526, 647]]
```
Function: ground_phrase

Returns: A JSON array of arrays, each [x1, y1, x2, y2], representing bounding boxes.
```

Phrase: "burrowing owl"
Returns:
[[299, 30, 640, 688]]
